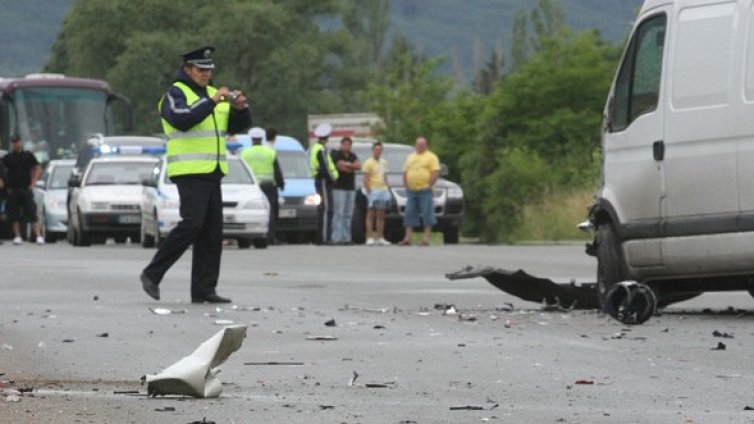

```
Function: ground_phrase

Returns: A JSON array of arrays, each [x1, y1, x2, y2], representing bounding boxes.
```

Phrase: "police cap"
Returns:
[[314, 123, 332, 139], [180, 46, 215, 69], [248, 127, 266, 140]]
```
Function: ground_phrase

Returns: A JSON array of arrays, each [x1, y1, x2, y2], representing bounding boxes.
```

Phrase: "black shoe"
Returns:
[[191, 293, 232, 304], [140, 273, 160, 301]]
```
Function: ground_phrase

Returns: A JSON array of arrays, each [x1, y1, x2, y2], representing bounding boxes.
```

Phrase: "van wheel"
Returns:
[[141, 214, 155, 248], [596, 223, 625, 310], [443, 226, 459, 244], [237, 238, 252, 249], [252, 238, 268, 249]]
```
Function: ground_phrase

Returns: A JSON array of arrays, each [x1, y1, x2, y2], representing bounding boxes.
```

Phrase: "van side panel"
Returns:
[[736, 1, 754, 215]]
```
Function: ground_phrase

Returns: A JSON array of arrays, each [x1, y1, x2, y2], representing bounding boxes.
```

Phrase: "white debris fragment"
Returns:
[[149, 307, 187, 315], [143, 325, 247, 398]]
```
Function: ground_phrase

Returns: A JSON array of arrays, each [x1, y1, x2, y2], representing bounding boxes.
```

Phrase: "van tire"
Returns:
[[596, 223, 625, 310]]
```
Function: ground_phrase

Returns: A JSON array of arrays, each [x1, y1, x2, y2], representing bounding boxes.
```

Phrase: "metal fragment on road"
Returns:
[[306, 335, 338, 341], [324, 319, 337, 327], [712, 342, 727, 351], [449, 402, 499, 411], [149, 307, 187, 315], [142, 325, 247, 398], [244, 361, 304, 366]]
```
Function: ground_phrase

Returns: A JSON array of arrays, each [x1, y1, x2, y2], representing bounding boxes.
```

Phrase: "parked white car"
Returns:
[[34, 159, 75, 242], [140, 156, 270, 249], [67, 156, 159, 246]]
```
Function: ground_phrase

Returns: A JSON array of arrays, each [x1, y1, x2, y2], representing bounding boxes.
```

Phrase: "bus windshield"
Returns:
[[13, 87, 110, 163]]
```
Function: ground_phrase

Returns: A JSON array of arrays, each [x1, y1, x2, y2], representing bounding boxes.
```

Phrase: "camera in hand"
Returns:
[[225, 91, 238, 104]]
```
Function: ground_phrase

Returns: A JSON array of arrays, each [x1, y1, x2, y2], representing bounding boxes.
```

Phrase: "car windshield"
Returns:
[[277, 150, 310, 178], [161, 158, 253, 184], [86, 161, 157, 185], [351, 145, 413, 173], [49, 164, 74, 188]]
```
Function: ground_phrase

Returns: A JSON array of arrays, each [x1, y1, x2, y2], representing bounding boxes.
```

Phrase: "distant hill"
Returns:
[[0, 0, 642, 78]]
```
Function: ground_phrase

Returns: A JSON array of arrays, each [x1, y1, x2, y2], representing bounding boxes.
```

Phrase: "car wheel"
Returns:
[[443, 226, 459, 244], [237, 238, 252, 249], [76, 210, 91, 247], [67, 218, 77, 245], [252, 238, 268, 249], [141, 214, 155, 248], [596, 223, 625, 310]]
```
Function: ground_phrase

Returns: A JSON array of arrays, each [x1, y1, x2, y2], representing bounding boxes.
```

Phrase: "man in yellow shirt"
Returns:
[[362, 141, 391, 245], [400, 137, 440, 246]]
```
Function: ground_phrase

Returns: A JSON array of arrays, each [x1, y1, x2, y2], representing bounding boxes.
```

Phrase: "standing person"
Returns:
[[400, 137, 440, 246], [0, 145, 7, 245], [330, 137, 360, 245], [2, 134, 43, 245], [309, 123, 339, 245], [140, 46, 251, 304], [241, 126, 284, 244], [362, 141, 391, 246]]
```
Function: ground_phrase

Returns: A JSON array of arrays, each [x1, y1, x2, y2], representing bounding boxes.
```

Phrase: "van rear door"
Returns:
[[602, 10, 668, 273]]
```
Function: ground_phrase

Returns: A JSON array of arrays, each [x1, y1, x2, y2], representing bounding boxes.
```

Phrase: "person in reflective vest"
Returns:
[[241, 126, 284, 244], [140, 45, 251, 304], [309, 123, 339, 245]]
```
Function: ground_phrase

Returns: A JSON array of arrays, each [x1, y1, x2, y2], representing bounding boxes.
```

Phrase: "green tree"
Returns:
[[462, 28, 617, 241]]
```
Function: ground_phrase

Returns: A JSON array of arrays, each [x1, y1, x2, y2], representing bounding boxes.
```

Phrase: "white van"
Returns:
[[590, 0, 754, 306]]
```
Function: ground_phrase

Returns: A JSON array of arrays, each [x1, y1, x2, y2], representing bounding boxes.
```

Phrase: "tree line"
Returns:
[[46, 0, 625, 242]]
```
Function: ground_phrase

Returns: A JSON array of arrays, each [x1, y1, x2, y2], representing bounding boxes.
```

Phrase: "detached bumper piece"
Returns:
[[445, 266, 599, 310], [142, 325, 247, 398]]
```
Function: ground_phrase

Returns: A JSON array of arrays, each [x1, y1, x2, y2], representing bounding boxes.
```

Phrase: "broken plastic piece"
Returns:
[[149, 308, 187, 315], [143, 325, 247, 398], [712, 342, 727, 351], [324, 319, 337, 327], [603, 281, 656, 325]]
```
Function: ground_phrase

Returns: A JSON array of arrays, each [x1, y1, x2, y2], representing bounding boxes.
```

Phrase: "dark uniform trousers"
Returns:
[[315, 177, 333, 245], [259, 181, 278, 241], [142, 173, 223, 298]]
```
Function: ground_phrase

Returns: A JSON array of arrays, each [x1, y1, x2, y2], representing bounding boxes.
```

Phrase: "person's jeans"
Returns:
[[404, 188, 436, 228], [331, 189, 355, 242]]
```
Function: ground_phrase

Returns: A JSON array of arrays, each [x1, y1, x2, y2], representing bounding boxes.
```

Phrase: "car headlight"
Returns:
[[447, 187, 464, 199], [304, 193, 321, 206], [91, 201, 109, 210], [47, 197, 66, 209], [158, 197, 180, 210], [243, 198, 269, 209]]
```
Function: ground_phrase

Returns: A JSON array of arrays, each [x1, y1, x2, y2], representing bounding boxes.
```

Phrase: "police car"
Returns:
[[67, 155, 160, 246], [34, 159, 75, 242], [140, 155, 270, 249]]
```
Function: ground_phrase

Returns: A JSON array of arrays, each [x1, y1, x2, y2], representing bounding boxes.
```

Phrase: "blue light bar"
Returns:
[[95, 145, 166, 155]]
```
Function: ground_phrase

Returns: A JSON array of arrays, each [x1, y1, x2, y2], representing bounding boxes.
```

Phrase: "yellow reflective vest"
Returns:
[[309, 142, 339, 181], [160, 82, 229, 178], [241, 145, 276, 183]]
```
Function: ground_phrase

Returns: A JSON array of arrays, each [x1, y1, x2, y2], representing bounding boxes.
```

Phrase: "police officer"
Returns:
[[241, 127, 284, 244], [309, 123, 339, 245], [140, 46, 251, 304]]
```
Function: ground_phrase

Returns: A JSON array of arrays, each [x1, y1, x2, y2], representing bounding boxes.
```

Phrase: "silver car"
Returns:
[[34, 159, 75, 243]]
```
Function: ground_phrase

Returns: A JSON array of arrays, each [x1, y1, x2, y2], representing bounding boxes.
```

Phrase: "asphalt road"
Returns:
[[2, 242, 754, 423]]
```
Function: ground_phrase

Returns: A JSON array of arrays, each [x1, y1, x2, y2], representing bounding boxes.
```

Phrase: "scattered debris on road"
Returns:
[[347, 371, 396, 388], [446, 266, 598, 310], [96, 333, 109, 338], [449, 401, 499, 411], [324, 318, 337, 327], [244, 361, 304, 366], [713, 330, 734, 339], [712, 342, 727, 351], [306, 335, 338, 341], [149, 307, 187, 315], [142, 325, 247, 398]]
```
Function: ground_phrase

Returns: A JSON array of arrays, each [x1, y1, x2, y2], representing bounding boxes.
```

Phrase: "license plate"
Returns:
[[279, 208, 296, 218], [118, 215, 140, 224]]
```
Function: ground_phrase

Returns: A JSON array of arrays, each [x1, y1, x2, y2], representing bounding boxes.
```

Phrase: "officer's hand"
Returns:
[[213, 87, 231, 103], [231, 91, 248, 110]]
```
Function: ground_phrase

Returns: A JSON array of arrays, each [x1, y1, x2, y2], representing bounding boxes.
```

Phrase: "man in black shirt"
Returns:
[[330, 137, 360, 244], [2, 134, 43, 245]]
